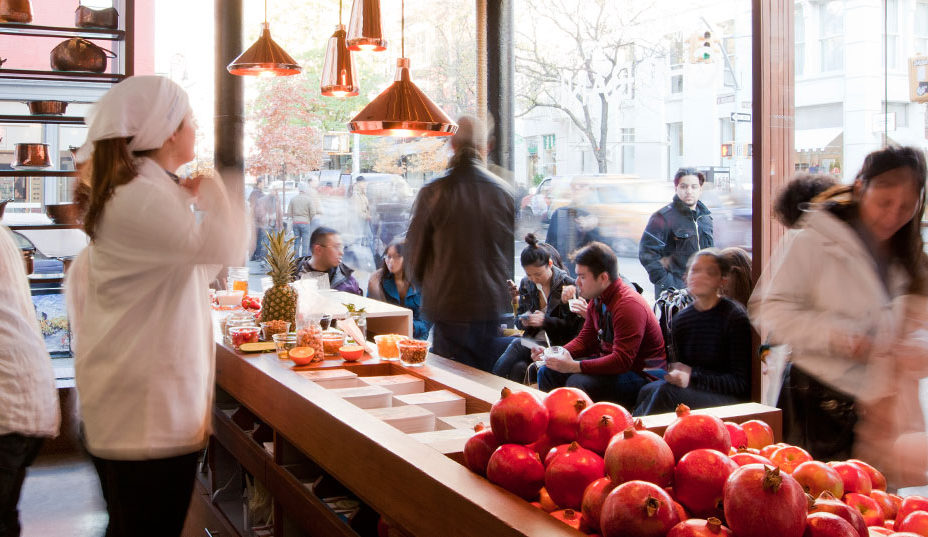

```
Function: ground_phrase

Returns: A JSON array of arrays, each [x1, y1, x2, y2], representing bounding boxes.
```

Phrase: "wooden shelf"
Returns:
[[0, 23, 124, 40], [0, 69, 126, 83], [0, 114, 84, 124], [0, 170, 76, 177]]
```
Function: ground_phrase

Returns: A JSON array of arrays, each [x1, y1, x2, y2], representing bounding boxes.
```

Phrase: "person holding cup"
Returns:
[[492, 234, 582, 382], [531, 242, 666, 407]]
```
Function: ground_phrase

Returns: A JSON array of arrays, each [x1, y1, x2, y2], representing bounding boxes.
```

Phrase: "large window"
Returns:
[[796, 4, 806, 76], [916, 0, 928, 54], [820, 1, 845, 72]]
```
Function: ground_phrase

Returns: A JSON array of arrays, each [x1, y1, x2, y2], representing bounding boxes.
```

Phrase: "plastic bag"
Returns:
[[292, 278, 347, 331], [760, 344, 790, 407]]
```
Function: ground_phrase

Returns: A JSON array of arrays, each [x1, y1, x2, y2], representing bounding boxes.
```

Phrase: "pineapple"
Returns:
[[259, 229, 298, 326]]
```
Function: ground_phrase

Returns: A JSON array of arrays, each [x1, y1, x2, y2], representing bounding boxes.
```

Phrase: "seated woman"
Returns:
[[492, 234, 583, 382], [367, 239, 431, 340], [633, 248, 752, 415], [719, 246, 754, 307]]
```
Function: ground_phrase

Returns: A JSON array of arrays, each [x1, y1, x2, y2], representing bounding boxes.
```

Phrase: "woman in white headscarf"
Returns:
[[66, 76, 248, 537]]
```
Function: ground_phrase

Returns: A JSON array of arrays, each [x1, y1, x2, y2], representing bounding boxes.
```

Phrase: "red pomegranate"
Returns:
[[844, 493, 884, 527], [577, 402, 633, 455], [544, 387, 593, 443], [486, 444, 545, 500], [896, 497, 928, 531], [545, 442, 606, 510], [663, 404, 732, 461], [673, 500, 689, 523], [489, 387, 548, 444], [723, 465, 808, 537], [545, 443, 572, 467], [770, 445, 814, 474], [674, 449, 738, 519], [550, 508, 583, 530], [793, 461, 845, 499], [804, 512, 860, 537], [828, 461, 872, 495], [600, 480, 681, 537], [810, 492, 869, 537], [731, 452, 775, 467], [897, 511, 928, 535], [582, 477, 617, 534], [604, 426, 675, 487], [847, 459, 887, 491], [528, 432, 556, 460], [724, 422, 748, 450], [760, 442, 790, 460], [667, 518, 733, 537], [462, 424, 499, 476], [870, 490, 898, 520]]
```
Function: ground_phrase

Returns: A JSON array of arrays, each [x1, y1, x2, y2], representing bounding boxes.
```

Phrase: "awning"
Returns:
[[794, 128, 842, 152], [887, 129, 928, 149]]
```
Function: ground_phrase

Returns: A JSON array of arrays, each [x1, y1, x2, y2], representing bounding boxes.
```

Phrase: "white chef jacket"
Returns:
[[0, 226, 59, 437], [68, 158, 247, 460]]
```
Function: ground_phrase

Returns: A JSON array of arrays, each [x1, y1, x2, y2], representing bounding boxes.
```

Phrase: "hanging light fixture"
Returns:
[[227, 0, 301, 77], [321, 0, 359, 97], [346, 0, 387, 52], [348, 0, 457, 137]]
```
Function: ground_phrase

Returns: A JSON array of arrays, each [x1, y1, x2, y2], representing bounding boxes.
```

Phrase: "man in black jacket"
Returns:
[[638, 168, 713, 296], [406, 116, 515, 371]]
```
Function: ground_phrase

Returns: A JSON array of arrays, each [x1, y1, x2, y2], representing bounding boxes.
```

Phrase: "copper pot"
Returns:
[[75, 6, 118, 29], [0, 198, 12, 220], [12, 143, 50, 169], [45, 203, 80, 224], [21, 249, 33, 275], [50, 38, 114, 73], [26, 100, 68, 115], [0, 0, 33, 23]]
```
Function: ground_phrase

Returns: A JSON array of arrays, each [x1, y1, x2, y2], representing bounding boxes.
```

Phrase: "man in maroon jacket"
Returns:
[[533, 242, 666, 407]]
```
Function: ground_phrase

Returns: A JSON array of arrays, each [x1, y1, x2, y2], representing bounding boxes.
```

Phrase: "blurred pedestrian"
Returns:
[[287, 181, 321, 258], [545, 179, 603, 276], [252, 181, 282, 262], [750, 145, 928, 460], [639, 167, 714, 296], [66, 76, 249, 537], [0, 226, 59, 537], [406, 116, 515, 370]]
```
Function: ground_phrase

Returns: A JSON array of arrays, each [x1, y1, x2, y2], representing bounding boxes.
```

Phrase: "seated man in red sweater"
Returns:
[[532, 242, 667, 407]]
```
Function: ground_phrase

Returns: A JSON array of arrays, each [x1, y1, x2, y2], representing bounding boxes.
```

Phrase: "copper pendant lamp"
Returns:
[[227, 0, 301, 77], [347, 0, 387, 52], [321, 0, 359, 97], [348, 1, 456, 137]]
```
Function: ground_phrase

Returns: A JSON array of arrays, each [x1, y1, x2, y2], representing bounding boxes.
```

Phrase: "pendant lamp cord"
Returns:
[[401, 0, 405, 58], [264, 0, 267, 23], [339, 0, 342, 26]]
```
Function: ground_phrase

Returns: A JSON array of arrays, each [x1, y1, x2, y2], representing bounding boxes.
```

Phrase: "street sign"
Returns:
[[730, 112, 752, 122]]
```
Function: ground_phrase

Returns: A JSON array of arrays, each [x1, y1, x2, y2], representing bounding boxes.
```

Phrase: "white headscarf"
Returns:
[[75, 75, 190, 163]]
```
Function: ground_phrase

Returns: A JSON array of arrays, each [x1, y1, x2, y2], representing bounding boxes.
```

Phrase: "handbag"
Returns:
[[779, 364, 857, 461], [50, 38, 115, 73], [75, 5, 118, 29]]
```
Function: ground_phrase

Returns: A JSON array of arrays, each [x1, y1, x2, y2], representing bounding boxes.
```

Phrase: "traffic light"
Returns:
[[700, 31, 712, 62], [721, 143, 733, 158]]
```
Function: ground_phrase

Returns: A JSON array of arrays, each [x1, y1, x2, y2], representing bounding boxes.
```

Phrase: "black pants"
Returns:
[[431, 320, 509, 372], [778, 363, 857, 461], [0, 434, 44, 537], [90, 451, 199, 537]]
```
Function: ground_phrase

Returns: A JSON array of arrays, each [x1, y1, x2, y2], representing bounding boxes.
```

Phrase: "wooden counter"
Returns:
[[204, 343, 782, 537]]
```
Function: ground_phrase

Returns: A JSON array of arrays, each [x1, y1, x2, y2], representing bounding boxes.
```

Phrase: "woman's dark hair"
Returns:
[[385, 237, 405, 258], [685, 248, 731, 279], [774, 173, 838, 228], [82, 138, 139, 240], [572, 241, 618, 281], [520, 233, 565, 270], [673, 167, 706, 187], [825, 145, 928, 293], [720, 247, 754, 306]]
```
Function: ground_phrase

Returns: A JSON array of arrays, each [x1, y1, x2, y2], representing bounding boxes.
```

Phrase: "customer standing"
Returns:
[[287, 181, 321, 258], [750, 145, 928, 460], [253, 183, 282, 262], [0, 226, 59, 537], [66, 76, 248, 537], [406, 116, 515, 371], [639, 168, 714, 296]]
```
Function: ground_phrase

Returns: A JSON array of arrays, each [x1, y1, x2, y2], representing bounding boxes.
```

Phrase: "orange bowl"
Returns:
[[289, 346, 316, 366], [338, 344, 365, 362]]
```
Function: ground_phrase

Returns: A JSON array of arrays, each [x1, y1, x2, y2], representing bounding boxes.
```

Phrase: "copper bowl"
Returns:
[[26, 101, 68, 115], [45, 203, 80, 224], [12, 143, 51, 169]]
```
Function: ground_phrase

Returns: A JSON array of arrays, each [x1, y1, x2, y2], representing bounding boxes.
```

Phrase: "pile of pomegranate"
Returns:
[[463, 387, 926, 537]]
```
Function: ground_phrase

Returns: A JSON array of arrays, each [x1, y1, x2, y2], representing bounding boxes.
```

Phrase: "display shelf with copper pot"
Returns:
[[0, 22, 124, 40]]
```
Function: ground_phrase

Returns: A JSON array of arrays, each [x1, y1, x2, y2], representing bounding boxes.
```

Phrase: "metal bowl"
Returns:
[[12, 143, 51, 169], [26, 100, 68, 115], [45, 203, 81, 224]]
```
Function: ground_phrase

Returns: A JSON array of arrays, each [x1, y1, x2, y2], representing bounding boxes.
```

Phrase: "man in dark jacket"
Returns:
[[406, 116, 515, 371], [294, 227, 362, 295], [638, 168, 713, 296]]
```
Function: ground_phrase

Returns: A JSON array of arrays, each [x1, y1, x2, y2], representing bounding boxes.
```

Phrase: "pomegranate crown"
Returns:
[[643, 495, 661, 517], [563, 508, 577, 520], [568, 441, 581, 452], [623, 427, 636, 439], [706, 517, 723, 533], [633, 418, 645, 430], [500, 387, 512, 399], [474, 423, 485, 433], [762, 465, 783, 493], [674, 404, 691, 417], [598, 414, 613, 427]]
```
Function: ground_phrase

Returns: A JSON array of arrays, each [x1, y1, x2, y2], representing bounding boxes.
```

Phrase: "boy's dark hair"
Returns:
[[572, 241, 618, 281], [774, 173, 838, 228], [673, 167, 706, 187], [310, 226, 338, 248]]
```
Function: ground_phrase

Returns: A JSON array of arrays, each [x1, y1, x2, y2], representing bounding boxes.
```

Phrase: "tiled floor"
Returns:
[[19, 453, 107, 537]]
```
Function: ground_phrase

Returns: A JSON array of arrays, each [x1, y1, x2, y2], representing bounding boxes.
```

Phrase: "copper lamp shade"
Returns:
[[347, 0, 387, 52], [227, 23, 301, 77], [321, 24, 359, 97], [349, 58, 457, 137]]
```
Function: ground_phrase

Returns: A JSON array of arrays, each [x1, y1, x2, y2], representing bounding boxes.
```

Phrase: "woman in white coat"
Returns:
[[66, 76, 248, 537], [749, 145, 927, 461]]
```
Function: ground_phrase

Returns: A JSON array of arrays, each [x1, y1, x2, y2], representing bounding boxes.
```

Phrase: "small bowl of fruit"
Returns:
[[229, 326, 260, 350], [338, 344, 366, 362]]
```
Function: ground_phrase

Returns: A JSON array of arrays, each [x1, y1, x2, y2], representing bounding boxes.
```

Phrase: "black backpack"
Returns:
[[652, 288, 693, 363]]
